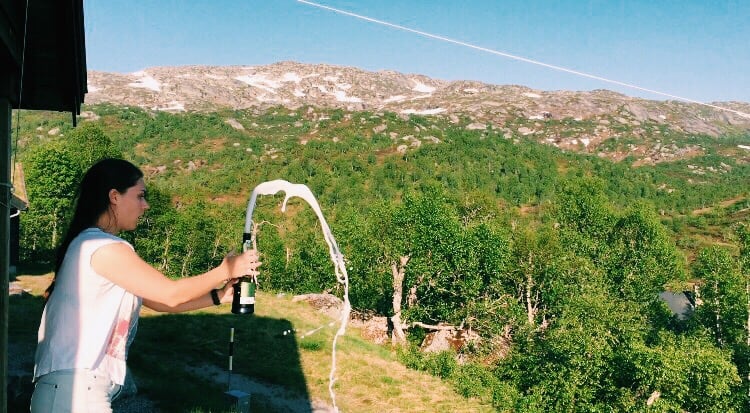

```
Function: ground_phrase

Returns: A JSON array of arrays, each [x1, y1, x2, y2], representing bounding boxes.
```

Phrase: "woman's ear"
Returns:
[[108, 188, 120, 205]]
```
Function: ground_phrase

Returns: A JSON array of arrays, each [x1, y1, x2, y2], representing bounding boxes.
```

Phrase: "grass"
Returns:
[[10, 273, 494, 412]]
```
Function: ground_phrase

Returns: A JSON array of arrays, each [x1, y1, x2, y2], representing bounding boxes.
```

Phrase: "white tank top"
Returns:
[[34, 228, 142, 385]]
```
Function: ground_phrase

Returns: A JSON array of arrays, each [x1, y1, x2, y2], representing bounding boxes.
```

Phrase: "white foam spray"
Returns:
[[244, 179, 350, 412]]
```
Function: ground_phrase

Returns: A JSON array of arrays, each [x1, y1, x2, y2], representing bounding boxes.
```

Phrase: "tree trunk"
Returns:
[[525, 254, 536, 325], [525, 272, 534, 325], [181, 244, 193, 278], [160, 231, 171, 273], [211, 238, 220, 260], [714, 281, 723, 346], [390, 255, 410, 346], [51, 210, 58, 248], [409, 321, 456, 331]]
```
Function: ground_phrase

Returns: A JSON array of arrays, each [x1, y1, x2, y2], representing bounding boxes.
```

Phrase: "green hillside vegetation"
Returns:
[[13, 104, 750, 411]]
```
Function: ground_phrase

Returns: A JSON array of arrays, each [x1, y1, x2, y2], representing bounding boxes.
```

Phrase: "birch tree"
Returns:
[[22, 125, 119, 263], [693, 246, 744, 347]]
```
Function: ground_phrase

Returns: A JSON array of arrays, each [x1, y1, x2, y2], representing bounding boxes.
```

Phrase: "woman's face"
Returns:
[[114, 178, 149, 231]]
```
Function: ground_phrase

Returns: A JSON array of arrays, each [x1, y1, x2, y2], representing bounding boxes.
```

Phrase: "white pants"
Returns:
[[30, 369, 122, 413]]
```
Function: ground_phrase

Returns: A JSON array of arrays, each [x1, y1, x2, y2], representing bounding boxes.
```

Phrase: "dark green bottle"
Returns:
[[231, 276, 255, 314], [232, 233, 256, 315]]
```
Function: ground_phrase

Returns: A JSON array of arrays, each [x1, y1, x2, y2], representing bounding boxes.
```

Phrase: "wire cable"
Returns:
[[297, 0, 750, 119], [11, 0, 31, 184]]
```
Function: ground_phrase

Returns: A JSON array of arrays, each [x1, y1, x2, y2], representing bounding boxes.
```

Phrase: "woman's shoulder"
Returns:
[[75, 228, 133, 250]]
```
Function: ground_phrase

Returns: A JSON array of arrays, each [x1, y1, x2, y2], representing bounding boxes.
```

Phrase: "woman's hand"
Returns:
[[223, 249, 262, 281], [218, 279, 239, 304]]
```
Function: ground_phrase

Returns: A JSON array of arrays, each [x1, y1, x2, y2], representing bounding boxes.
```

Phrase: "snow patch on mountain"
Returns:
[[128, 71, 161, 92]]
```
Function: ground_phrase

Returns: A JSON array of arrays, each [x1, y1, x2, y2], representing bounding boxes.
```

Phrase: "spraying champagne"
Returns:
[[232, 233, 257, 315]]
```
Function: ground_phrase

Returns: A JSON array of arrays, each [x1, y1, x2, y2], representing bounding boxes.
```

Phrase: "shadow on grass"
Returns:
[[7, 292, 45, 412], [130, 312, 310, 413], [8, 293, 311, 413], [13, 261, 54, 278]]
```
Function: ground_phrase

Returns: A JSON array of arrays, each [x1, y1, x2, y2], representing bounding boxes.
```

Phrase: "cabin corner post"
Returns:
[[0, 97, 11, 413]]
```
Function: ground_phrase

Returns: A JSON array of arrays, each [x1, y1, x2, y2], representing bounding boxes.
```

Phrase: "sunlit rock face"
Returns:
[[86, 62, 750, 164], [87, 62, 749, 135]]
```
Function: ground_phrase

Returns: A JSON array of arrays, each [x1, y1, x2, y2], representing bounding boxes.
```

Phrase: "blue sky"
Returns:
[[84, 0, 750, 103]]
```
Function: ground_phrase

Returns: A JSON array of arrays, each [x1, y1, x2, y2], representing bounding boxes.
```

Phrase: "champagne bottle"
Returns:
[[232, 233, 256, 315], [231, 276, 255, 314]]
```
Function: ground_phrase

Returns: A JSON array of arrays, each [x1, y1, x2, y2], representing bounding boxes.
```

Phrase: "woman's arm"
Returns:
[[142, 279, 238, 313], [91, 242, 259, 308]]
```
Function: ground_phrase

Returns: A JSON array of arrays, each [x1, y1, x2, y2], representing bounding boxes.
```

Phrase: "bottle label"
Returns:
[[240, 281, 251, 297], [240, 296, 255, 305]]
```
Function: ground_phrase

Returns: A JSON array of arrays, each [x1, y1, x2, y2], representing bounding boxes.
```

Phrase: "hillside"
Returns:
[[21, 97, 749, 257], [85, 62, 750, 166]]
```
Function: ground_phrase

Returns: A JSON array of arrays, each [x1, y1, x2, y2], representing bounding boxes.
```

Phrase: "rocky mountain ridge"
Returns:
[[84, 62, 750, 165], [86, 61, 750, 137]]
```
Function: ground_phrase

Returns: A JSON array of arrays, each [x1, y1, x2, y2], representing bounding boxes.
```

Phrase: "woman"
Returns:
[[30, 158, 261, 413]]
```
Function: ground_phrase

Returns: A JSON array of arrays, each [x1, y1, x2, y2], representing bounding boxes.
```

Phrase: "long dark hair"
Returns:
[[44, 158, 144, 300]]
